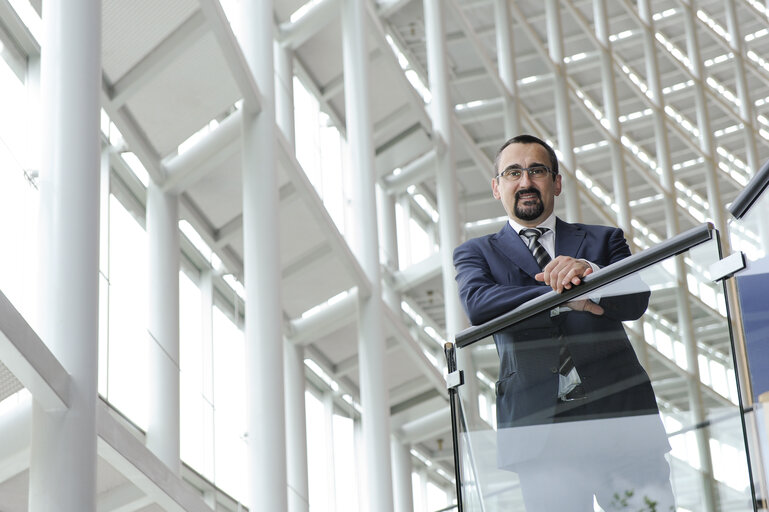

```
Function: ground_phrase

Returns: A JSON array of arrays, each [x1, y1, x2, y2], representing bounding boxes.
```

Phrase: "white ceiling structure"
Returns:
[[0, 0, 768, 510]]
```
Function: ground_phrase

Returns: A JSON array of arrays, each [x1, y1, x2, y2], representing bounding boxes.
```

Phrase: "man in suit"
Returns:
[[453, 135, 674, 511]]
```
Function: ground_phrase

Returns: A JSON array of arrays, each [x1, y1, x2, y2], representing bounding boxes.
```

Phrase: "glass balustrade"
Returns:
[[728, 159, 769, 511], [446, 223, 756, 512]]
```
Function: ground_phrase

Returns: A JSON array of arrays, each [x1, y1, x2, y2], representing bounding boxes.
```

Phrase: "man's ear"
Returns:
[[491, 178, 501, 199], [554, 174, 562, 196]]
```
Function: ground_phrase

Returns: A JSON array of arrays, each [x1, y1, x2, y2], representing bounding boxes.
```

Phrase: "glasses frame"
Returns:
[[495, 165, 553, 181]]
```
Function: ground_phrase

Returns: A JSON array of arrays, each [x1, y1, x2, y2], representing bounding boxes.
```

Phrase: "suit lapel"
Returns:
[[490, 223, 542, 279], [555, 218, 586, 258]]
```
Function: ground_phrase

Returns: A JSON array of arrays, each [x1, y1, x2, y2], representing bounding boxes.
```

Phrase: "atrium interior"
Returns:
[[0, 0, 768, 511]]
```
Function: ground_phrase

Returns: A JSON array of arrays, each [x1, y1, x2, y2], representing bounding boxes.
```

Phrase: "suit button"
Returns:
[[550, 366, 558, 373]]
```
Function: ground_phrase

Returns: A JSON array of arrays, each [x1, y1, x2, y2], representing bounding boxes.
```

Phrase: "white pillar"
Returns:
[[377, 185, 401, 311], [724, 0, 759, 175], [241, 1, 288, 510], [146, 185, 181, 473], [341, 1, 394, 511], [494, 0, 521, 138], [199, 270, 216, 476], [593, 0, 632, 239], [30, 0, 101, 510], [423, 0, 480, 423], [638, 2, 717, 510], [637, 0, 676, 239], [682, 0, 728, 246], [275, 42, 296, 151], [275, 34, 309, 512], [285, 341, 310, 512], [398, 194, 413, 267], [545, 0, 580, 223], [323, 392, 338, 511], [391, 438, 414, 512]]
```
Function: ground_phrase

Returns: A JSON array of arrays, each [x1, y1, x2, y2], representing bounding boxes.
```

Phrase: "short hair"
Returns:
[[493, 134, 559, 179]]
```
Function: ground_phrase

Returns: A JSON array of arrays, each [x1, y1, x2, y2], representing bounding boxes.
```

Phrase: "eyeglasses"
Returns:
[[496, 165, 552, 181]]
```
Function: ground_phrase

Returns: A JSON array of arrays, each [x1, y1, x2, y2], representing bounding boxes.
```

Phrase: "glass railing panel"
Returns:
[[728, 161, 769, 509], [449, 234, 754, 512], [728, 171, 769, 405]]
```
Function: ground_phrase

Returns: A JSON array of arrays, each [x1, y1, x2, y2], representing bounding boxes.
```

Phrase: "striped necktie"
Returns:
[[520, 228, 551, 269], [520, 228, 576, 379]]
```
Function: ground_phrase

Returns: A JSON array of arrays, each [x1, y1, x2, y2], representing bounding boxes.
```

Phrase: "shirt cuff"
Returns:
[[578, 259, 602, 303]]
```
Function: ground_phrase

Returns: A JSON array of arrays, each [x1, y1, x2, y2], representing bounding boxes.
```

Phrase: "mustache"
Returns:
[[515, 188, 541, 201]]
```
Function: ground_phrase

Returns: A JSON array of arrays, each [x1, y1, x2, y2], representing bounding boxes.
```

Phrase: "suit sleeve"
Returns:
[[453, 241, 550, 325], [593, 228, 650, 322]]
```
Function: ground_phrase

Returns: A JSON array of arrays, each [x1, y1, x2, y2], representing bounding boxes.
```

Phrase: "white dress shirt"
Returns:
[[507, 213, 589, 398]]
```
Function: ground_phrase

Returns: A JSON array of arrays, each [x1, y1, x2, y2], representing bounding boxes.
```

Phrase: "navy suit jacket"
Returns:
[[454, 218, 660, 429]]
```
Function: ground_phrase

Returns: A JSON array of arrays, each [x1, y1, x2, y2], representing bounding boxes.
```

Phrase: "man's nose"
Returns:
[[519, 170, 533, 186]]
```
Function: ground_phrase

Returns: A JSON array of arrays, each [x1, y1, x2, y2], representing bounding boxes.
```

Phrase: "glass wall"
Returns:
[[450, 232, 754, 511], [0, 40, 39, 331], [305, 386, 362, 512], [101, 194, 150, 428]]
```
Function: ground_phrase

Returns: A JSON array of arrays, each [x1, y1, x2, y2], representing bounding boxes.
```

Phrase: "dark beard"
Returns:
[[514, 188, 544, 221]]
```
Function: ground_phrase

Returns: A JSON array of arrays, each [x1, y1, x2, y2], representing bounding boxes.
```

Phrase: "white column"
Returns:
[[417, 468, 428, 511], [241, 1, 288, 510], [638, 2, 717, 510], [285, 341, 309, 512], [398, 194, 413, 267], [30, 0, 101, 510], [494, 0, 521, 138], [377, 185, 401, 311], [724, 0, 759, 175], [423, 0, 480, 423], [391, 438, 414, 512], [682, 0, 728, 245], [275, 42, 296, 151], [199, 270, 216, 476], [341, 1, 394, 511], [275, 35, 309, 512], [637, 0, 676, 239], [323, 392, 338, 511], [593, 0, 632, 239], [545, 0, 580, 223], [146, 185, 181, 473]]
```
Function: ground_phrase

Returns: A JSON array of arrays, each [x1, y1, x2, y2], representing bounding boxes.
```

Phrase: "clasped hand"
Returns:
[[534, 256, 604, 316]]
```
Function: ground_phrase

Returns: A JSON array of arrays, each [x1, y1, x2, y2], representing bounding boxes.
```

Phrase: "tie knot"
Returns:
[[520, 227, 548, 241]]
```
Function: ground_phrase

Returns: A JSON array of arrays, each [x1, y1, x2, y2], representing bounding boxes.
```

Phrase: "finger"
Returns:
[[550, 258, 568, 293], [564, 300, 583, 310], [542, 261, 558, 287], [588, 302, 605, 316], [565, 262, 592, 288], [535, 271, 545, 282], [557, 265, 577, 292], [563, 269, 581, 288]]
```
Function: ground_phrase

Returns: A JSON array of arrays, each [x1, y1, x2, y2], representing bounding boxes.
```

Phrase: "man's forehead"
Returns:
[[499, 143, 549, 165]]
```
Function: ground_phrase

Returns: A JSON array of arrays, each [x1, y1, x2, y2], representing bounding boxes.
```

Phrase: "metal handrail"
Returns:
[[454, 222, 716, 349], [729, 157, 769, 219]]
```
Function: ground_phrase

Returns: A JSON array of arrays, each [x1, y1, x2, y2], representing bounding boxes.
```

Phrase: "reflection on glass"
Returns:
[[730, 184, 769, 403], [452, 239, 753, 511]]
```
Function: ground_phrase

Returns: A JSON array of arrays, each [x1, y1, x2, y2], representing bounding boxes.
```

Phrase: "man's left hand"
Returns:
[[535, 256, 593, 293], [564, 299, 605, 315]]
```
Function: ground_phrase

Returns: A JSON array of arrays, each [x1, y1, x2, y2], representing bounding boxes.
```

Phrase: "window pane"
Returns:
[[306, 390, 329, 512], [106, 195, 149, 429], [0, 57, 39, 329], [213, 305, 247, 501]]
